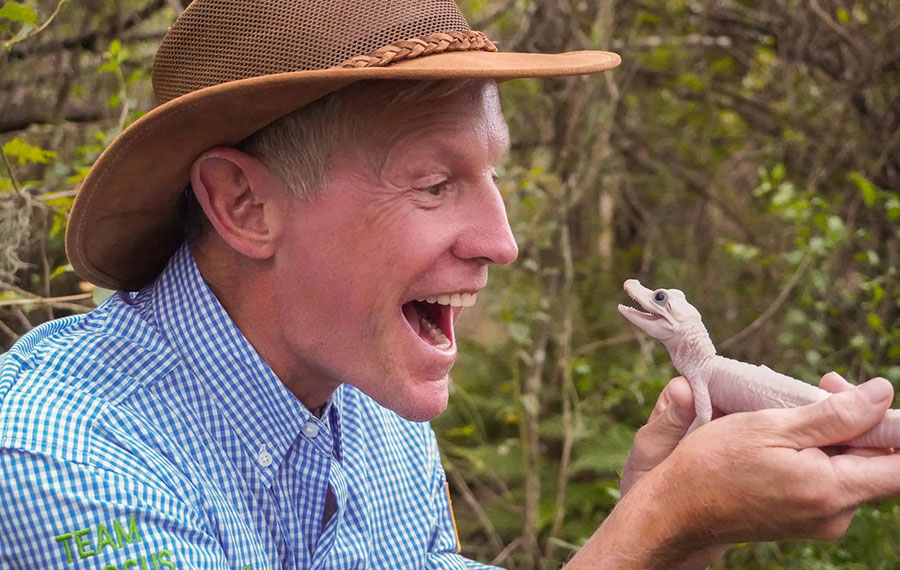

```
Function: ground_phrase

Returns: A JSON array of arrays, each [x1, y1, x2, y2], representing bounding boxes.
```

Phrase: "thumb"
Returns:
[[787, 377, 893, 449], [622, 378, 695, 495], [649, 383, 696, 440]]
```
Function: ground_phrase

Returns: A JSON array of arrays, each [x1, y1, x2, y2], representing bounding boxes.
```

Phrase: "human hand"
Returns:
[[651, 375, 900, 547], [567, 373, 900, 570]]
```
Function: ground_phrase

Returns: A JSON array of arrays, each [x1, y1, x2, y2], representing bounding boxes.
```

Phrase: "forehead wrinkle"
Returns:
[[339, 82, 508, 184]]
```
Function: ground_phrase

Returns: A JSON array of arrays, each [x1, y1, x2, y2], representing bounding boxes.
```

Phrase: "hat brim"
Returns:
[[67, 49, 621, 290]]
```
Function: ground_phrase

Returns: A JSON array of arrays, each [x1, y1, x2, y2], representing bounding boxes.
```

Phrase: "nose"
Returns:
[[454, 182, 519, 266]]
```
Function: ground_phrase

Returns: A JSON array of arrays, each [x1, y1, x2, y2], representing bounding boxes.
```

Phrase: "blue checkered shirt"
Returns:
[[0, 244, 497, 569]]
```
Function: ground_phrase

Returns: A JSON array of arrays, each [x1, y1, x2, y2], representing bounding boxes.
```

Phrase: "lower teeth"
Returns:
[[420, 313, 451, 350]]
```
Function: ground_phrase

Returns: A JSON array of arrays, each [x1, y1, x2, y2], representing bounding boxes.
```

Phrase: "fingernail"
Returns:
[[859, 378, 892, 404]]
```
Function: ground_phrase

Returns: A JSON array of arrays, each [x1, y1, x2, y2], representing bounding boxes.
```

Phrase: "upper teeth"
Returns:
[[416, 293, 477, 307]]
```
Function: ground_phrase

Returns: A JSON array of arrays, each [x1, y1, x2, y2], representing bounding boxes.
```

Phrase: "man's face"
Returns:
[[267, 81, 517, 421]]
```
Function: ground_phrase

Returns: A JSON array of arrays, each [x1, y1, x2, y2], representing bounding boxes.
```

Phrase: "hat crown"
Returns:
[[152, 0, 472, 103]]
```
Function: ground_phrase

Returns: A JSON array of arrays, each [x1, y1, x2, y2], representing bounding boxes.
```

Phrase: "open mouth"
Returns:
[[618, 283, 662, 322], [617, 304, 662, 322], [401, 294, 476, 351]]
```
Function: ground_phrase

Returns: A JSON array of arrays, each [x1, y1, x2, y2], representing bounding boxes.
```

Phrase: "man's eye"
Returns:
[[426, 181, 449, 196]]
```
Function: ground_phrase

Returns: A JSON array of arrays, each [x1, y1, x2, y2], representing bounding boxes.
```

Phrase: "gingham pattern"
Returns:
[[0, 244, 497, 570]]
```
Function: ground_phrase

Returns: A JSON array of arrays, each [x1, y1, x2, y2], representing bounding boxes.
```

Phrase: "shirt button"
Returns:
[[257, 445, 273, 467], [302, 420, 319, 439]]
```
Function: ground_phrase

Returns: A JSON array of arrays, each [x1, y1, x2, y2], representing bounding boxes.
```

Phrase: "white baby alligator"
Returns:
[[618, 279, 900, 447]]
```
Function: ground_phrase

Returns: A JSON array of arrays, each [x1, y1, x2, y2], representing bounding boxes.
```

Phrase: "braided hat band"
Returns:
[[338, 31, 498, 69]]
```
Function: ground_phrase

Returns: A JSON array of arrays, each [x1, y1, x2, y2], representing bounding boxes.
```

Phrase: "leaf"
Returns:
[[127, 67, 146, 84], [49, 210, 67, 237], [885, 197, 900, 220], [65, 165, 91, 184], [49, 263, 73, 280], [724, 240, 761, 260], [108, 92, 121, 108], [848, 171, 880, 205], [0, 1, 37, 25], [678, 71, 705, 91], [446, 425, 475, 438], [867, 314, 883, 331], [2, 137, 57, 164], [770, 182, 795, 206], [771, 163, 785, 182], [97, 60, 118, 74]]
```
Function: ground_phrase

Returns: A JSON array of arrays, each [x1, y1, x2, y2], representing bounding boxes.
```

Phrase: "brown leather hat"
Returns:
[[66, 0, 621, 291]]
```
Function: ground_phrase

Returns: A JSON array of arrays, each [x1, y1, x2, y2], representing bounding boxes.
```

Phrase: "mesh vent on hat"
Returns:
[[152, 0, 473, 103]]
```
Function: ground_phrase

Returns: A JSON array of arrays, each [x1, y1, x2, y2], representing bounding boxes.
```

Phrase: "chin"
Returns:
[[385, 375, 451, 423]]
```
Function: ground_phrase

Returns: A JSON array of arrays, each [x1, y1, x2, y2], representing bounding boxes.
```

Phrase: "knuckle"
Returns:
[[817, 492, 846, 515], [634, 422, 654, 441], [821, 396, 858, 428], [633, 421, 668, 449], [629, 425, 651, 454]]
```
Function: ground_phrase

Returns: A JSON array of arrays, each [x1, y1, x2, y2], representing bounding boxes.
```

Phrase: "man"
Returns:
[[2, 0, 900, 568]]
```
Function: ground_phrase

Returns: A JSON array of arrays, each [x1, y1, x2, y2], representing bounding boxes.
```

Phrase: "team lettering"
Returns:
[[55, 515, 142, 563]]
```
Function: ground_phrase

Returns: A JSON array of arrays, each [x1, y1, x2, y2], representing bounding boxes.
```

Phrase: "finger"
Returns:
[[644, 379, 695, 444], [830, 451, 900, 506], [648, 377, 694, 423], [819, 371, 855, 394], [785, 377, 893, 449]]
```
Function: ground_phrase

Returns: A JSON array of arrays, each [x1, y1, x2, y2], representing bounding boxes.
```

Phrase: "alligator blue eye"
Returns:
[[653, 290, 668, 305]]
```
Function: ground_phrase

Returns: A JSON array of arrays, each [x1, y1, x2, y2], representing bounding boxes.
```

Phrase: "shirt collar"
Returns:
[[152, 243, 321, 485]]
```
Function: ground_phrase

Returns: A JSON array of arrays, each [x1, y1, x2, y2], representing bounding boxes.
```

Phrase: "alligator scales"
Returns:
[[618, 279, 900, 447]]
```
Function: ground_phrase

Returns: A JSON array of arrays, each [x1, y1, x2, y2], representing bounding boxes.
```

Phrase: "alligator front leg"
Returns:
[[686, 379, 713, 435]]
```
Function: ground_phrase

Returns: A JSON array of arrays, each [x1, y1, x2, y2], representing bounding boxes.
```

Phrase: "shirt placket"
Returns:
[[287, 415, 343, 566]]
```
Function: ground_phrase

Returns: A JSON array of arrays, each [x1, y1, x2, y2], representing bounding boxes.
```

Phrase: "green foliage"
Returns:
[[2, 137, 57, 164], [0, 1, 37, 25]]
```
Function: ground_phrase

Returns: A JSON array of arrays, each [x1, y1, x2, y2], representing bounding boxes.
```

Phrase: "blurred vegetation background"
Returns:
[[1, 0, 898, 568]]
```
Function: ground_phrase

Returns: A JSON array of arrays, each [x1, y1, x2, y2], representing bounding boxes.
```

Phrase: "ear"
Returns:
[[189, 147, 284, 259]]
